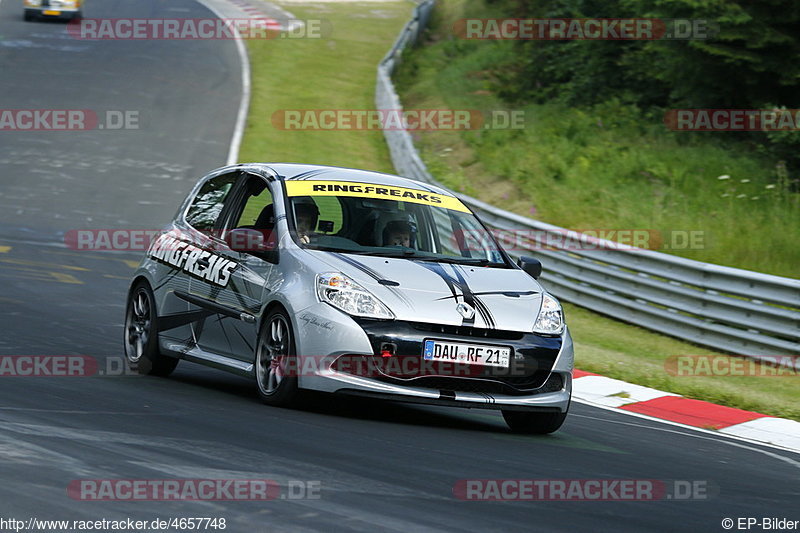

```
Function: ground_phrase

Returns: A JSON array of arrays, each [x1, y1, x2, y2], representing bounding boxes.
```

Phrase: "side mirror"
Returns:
[[518, 256, 542, 279], [227, 228, 278, 261]]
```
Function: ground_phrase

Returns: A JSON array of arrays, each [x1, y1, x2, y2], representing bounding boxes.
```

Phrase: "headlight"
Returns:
[[532, 293, 564, 335], [25, 0, 42, 6], [316, 272, 394, 319]]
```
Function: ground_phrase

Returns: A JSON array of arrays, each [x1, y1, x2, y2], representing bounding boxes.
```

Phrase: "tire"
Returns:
[[24, 11, 35, 21], [502, 406, 569, 434], [124, 281, 179, 376], [255, 308, 301, 406]]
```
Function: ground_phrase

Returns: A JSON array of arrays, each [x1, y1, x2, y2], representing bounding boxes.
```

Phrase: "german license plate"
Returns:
[[423, 340, 510, 368], [43, 10, 61, 15]]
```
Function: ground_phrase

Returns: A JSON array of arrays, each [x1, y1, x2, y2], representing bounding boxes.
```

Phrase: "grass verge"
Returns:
[[238, 1, 411, 170], [236, 1, 800, 421]]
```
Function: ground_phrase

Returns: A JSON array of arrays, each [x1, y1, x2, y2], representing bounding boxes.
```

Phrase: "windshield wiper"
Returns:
[[349, 249, 425, 258], [414, 256, 503, 267]]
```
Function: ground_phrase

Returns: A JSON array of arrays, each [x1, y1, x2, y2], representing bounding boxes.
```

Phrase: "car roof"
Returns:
[[241, 163, 455, 196]]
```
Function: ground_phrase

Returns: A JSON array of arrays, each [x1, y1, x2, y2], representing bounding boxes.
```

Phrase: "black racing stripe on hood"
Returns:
[[331, 253, 383, 280], [414, 261, 458, 298], [413, 261, 476, 326], [451, 265, 495, 328], [462, 278, 497, 329], [446, 264, 483, 326], [473, 298, 496, 329], [331, 253, 414, 309]]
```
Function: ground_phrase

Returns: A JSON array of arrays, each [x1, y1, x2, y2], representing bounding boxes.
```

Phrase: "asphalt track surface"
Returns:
[[0, 1, 798, 532]]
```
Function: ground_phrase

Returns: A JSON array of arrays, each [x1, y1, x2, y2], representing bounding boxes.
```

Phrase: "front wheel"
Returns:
[[24, 10, 36, 21], [124, 281, 178, 376], [502, 407, 568, 434], [255, 309, 301, 406]]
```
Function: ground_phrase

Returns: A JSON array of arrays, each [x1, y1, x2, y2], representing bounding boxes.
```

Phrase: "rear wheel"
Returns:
[[124, 281, 178, 376], [255, 309, 301, 406], [502, 407, 568, 434]]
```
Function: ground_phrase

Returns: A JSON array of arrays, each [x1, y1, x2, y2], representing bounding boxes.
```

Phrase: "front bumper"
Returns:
[[25, 6, 81, 18], [297, 310, 573, 412], [330, 372, 572, 412]]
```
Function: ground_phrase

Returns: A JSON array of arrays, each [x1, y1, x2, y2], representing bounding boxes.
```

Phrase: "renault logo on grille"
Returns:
[[456, 302, 475, 319]]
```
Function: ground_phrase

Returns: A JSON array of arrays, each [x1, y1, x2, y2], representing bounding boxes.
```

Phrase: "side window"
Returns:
[[235, 183, 274, 229], [185, 173, 238, 231]]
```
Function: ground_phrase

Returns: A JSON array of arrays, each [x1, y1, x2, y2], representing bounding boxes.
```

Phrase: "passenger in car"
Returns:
[[294, 200, 320, 244], [383, 220, 413, 247]]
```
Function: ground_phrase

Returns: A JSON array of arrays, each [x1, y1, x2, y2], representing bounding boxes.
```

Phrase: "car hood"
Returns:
[[311, 251, 544, 332]]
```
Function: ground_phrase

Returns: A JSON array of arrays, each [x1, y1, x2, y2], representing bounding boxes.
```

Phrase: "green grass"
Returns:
[[238, 1, 411, 171], [393, 0, 800, 279], [235, 1, 800, 421]]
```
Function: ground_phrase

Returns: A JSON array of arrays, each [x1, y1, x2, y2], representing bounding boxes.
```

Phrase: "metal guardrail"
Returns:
[[376, 1, 800, 364]]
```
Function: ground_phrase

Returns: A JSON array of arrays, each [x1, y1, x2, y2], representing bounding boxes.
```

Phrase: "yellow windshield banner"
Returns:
[[285, 180, 470, 213]]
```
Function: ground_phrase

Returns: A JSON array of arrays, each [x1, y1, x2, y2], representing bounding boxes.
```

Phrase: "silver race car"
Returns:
[[125, 164, 573, 433]]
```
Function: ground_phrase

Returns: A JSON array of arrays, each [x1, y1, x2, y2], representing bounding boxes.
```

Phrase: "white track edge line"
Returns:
[[195, 0, 253, 166]]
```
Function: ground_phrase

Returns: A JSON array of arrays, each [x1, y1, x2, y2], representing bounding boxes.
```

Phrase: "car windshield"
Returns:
[[284, 180, 508, 267]]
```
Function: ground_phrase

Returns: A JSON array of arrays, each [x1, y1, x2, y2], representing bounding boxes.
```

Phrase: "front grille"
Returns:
[[349, 318, 563, 396], [409, 322, 524, 340]]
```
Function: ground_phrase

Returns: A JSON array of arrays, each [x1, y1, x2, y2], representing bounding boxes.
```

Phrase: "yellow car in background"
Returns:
[[24, 0, 82, 21]]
